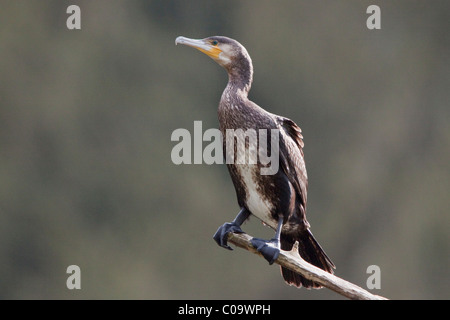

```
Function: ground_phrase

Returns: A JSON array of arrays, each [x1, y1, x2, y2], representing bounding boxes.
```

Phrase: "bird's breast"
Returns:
[[235, 164, 278, 230]]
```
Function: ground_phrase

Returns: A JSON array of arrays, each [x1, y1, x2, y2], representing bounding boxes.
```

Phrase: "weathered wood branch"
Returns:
[[227, 232, 388, 300]]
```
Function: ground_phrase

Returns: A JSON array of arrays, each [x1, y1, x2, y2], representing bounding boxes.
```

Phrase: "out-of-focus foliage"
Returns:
[[0, 0, 448, 299]]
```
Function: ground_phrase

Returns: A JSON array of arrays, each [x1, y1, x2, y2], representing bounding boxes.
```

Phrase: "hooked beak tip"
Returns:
[[175, 36, 188, 46]]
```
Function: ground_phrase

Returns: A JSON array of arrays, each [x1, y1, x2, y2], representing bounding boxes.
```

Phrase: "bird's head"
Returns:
[[175, 36, 253, 79]]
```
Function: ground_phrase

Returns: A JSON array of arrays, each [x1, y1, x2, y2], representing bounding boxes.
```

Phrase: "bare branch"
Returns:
[[227, 232, 388, 300]]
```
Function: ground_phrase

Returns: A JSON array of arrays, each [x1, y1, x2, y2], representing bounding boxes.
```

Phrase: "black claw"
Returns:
[[213, 222, 244, 250], [251, 238, 280, 265]]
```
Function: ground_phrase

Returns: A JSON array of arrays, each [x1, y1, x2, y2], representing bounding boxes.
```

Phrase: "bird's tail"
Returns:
[[280, 229, 335, 288]]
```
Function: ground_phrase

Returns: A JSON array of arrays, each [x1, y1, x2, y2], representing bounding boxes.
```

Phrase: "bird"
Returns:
[[175, 35, 335, 288]]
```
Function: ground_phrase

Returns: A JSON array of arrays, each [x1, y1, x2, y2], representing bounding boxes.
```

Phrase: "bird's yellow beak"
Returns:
[[175, 36, 222, 60]]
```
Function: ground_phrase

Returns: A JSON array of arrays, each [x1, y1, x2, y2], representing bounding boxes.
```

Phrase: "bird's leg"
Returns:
[[213, 207, 250, 250], [251, 217, 283, 265]]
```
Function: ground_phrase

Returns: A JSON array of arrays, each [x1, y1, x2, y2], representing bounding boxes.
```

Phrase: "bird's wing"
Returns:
[[276, 116, 308, 215]]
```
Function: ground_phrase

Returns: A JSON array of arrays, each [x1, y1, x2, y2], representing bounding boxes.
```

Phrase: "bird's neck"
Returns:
[[225, 77, 251, 102], [225, 59, 253, 98]]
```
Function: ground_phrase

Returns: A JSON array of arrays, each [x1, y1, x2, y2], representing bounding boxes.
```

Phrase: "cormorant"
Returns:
[[175, 35, 335, 288]]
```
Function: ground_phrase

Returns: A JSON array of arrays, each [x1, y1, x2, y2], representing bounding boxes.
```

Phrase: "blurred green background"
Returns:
[[0, 0, 449, 299]]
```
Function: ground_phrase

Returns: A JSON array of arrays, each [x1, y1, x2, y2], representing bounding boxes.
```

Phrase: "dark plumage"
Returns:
[[176, 35, 335, 288]]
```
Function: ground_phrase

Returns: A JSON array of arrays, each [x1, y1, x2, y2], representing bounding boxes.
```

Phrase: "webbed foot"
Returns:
[[213, 222, 244, 250], [251, 237, 281, 265]]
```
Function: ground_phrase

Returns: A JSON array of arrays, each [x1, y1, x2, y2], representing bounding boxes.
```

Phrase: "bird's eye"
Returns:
[[211, 40, 219, 46]]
